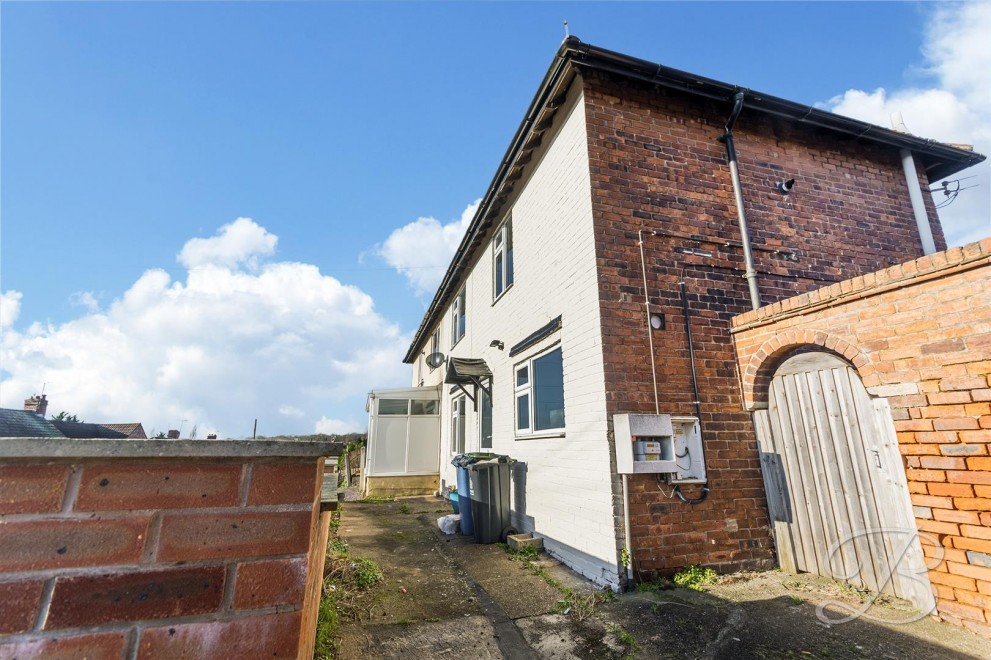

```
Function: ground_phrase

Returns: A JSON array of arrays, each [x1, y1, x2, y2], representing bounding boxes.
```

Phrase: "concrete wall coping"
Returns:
[[0, 437, 340, 459]]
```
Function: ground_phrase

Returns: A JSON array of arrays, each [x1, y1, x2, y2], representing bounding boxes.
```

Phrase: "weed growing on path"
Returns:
[[673, 565, 717, 591], [606, 622, 640, 658]]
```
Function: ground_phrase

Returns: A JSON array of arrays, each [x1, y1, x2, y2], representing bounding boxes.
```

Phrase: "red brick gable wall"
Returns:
[[581, 70, 944, 578]]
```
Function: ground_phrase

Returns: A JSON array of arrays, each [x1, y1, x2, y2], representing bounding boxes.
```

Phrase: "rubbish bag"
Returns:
[[437, 514, 460, 535]]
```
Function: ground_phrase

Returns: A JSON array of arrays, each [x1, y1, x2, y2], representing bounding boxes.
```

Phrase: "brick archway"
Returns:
[[740, 329, 874, 410]]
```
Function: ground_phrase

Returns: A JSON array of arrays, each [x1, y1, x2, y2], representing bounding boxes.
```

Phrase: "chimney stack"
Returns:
[[167, 429, 180, 439], [24, 394, 48, 417]]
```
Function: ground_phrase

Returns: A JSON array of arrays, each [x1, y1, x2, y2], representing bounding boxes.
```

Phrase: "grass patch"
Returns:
[[398, 503, 410, 514], [636, 578, 674, 593], [313, 591, 337, 659], [356, 495, 396, 503], [673, 564, 717, 592], [314, 529, 385, 658]]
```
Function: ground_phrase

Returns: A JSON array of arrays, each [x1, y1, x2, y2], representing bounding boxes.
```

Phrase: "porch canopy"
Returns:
[[445, 357, 492, 407]]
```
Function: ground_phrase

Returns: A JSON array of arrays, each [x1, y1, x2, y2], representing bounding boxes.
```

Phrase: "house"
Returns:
[[389, 38, 984, 591], [0, 408, 64, 438], [0, 395, 147, 441]]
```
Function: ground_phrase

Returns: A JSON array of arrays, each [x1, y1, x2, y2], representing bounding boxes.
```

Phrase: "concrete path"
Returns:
[[332, 498, 988, 659]]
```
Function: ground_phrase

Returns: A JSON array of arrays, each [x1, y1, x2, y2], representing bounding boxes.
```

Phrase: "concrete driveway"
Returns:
[[331, 498, 987, 659]]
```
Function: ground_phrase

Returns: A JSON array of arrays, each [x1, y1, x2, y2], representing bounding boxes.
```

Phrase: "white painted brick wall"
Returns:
[[410, 83, 619, 588]]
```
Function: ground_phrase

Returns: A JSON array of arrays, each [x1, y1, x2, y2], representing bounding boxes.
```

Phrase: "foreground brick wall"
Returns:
[[732, 239, 991, 637], [0, 441, 331, 658], [580, 69, 942, 577]]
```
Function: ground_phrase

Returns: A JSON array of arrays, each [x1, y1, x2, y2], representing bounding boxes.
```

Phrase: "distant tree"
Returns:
[[50, 411, 82, 423], [152, 432, 167, 439], [189, 425, 198, 440]]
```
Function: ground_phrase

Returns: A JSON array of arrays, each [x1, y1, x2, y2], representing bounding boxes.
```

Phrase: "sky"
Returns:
[[1, 1, 988, 438]]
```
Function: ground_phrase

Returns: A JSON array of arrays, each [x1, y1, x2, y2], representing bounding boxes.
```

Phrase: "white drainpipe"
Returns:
[[892, 113, 936, 256]]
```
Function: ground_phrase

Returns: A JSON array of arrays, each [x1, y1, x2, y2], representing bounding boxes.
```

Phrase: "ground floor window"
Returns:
[[480, 389, 492, 449], [514, 346, 565, 435], [451, 395, 466, 454]]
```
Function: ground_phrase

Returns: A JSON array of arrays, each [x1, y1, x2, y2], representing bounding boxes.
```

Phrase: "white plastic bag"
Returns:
[[437, 514, 460, 535]]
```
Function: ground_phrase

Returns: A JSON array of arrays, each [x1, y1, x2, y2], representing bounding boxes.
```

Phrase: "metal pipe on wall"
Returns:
[[719, 92, 762, 310], [638, 230, 661, 415], [891, 112, 937, 256], [900, 148, 937, 255]]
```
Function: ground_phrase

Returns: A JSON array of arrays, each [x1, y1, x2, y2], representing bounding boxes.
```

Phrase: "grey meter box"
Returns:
[[613, 413, 706, 484]]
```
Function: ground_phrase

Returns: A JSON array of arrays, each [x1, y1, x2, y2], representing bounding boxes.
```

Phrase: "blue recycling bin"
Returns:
[[456, 466, 473, 536]]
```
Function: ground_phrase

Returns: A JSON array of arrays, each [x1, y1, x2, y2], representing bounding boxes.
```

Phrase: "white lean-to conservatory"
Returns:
[[363, 386, 441, 496]]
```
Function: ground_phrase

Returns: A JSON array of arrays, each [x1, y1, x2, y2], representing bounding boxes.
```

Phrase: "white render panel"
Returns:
[[412, 84, 618, 588]]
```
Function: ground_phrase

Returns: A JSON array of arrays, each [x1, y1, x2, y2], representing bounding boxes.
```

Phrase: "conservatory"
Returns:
[[363, 386, 441, 497]]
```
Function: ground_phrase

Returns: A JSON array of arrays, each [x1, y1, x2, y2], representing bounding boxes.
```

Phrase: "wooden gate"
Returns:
[[753, 352, 934, 611]]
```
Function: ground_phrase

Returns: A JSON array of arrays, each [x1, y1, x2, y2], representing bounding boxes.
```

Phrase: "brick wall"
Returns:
[[0, 440, 332, 658], [732, 239, 991, 637], [581, 70, 943, 577]]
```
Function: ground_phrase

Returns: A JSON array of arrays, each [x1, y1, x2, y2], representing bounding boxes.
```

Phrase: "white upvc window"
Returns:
[[493, 217, 514, 300], [451, 395, 466, 454], [451, 288, 466, 347], [429, 328, 441, 370], [514, 346, 565, 436]]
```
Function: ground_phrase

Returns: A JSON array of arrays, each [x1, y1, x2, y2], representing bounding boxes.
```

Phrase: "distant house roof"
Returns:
[[50, 421, 128, 439], [101, 423, 147, 439], [0, 409, 63, 438]]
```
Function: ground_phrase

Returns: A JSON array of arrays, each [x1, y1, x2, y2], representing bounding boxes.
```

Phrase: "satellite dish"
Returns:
[[426, 352, 446, 369]]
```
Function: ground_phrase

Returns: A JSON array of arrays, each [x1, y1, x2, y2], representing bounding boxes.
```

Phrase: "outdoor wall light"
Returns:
[[777, 179, 796, 194], [489, 340, 505, 350], [649, 313, 665, 331]]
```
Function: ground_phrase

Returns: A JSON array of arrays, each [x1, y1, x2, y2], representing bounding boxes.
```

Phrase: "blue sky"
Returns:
[[2, 2, 988, 437]]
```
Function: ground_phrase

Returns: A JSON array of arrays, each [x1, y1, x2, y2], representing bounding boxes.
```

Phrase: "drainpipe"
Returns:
[[718, 92, 761, 310], [891, 113, 936, 255]]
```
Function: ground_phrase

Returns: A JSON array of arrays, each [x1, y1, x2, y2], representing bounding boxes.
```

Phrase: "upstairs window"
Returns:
[[429, 328, 441, 370], [515, 346, 565, 435], [451, 288, 466, 346], [493, 218, 514, 300]]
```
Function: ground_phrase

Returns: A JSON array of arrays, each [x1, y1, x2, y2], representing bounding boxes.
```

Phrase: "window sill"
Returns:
[[515, 431, 566, 440], [492, 283, 514, 306]]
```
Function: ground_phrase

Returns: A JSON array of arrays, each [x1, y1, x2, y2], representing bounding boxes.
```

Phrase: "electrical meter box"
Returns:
[[613, 413, 706, 484]]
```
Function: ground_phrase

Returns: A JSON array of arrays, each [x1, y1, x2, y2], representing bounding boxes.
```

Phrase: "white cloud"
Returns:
[[70, 291, 100, 313], [178, 217, 277, 270], [0, 218, 409, 437], [821, 1, 990, 246], [314, 416, 362, 435], [1, 291, 22, 331], [376, 199, 480, 295]]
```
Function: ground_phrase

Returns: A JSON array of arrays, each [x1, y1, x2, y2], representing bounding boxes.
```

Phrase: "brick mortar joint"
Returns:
[[0, 503, 315, 521], [731, 255, 991, 334], [0, 554, 310, 582], [0, 604, 304, 644]]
